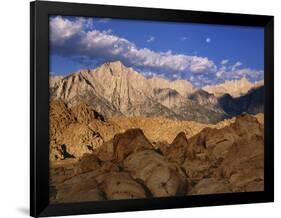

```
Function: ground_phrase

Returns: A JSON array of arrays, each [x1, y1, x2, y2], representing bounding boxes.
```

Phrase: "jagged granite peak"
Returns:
[[50, 61, 153, 117], [202, 77, 254, 97]]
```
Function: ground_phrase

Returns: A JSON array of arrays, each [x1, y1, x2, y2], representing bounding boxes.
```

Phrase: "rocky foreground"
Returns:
[[49, 100, 264, 203]]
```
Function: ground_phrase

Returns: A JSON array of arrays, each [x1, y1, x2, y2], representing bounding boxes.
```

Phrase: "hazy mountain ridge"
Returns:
[[202, 77, 264, 97], [50, 61, 264, 123]]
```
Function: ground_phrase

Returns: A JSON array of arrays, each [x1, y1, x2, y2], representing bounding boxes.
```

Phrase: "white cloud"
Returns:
[[50, 16, 85, 44], [231, 61, 243, 71], [231, 68, 263, 80], [83, 18, 94, 29], [189, 56, 216, 73], [214, 63, 263, 82], [206, 37, 211, 43], [50, 16, 264, 86], [216, 71, 223, 78], [190, 61, 263, 87], [50, 16, 216, 75], [221, 59, 229, 65], [146, 36, 155, 43]]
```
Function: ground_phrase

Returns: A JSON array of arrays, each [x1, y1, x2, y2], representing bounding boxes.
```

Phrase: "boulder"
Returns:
[[182, 113, 264, 187], [163, 132, 187, 164], [189, 178, 232, 195], [76, 153, 101, 174], [230, 113, 263, 139], [95, 140, 115, 162], [101, 172, 147, 200], [215, 135, 264, 192], [124, 150, 187, 197], [113, 128, 154, 162], [53, 171, 105, 203]]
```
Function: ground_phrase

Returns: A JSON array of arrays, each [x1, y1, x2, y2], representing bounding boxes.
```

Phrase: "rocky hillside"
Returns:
[[49, 99, 218, 161], [50, 109, 264, 202], [50, 100, 120, 161], [50, 99, 250, 161]]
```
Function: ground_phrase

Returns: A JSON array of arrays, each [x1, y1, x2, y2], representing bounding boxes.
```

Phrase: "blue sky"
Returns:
[[49, 16, 264, 87]]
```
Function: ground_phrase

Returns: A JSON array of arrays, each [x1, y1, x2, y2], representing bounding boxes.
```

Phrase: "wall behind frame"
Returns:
[[0, 0, 279, 217]]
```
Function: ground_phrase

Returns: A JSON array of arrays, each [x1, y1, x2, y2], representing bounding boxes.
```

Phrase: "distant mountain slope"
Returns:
[[187, 85, 264, 117], [148, 76, 196, 97], [152, 87, 227, 123], [218, 86, 264, 116], [187, 89, 224, 113], [202, 77, 262, 97]]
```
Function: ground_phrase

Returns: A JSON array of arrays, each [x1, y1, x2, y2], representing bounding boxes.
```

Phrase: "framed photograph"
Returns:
[[30, 1, 274, 217]]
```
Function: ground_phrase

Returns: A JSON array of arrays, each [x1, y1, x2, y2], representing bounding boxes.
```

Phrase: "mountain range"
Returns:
[[50, 61, 264, 124]]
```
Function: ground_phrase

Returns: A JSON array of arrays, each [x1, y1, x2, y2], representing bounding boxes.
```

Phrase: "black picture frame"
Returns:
[[30, 1, 274, 217]]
